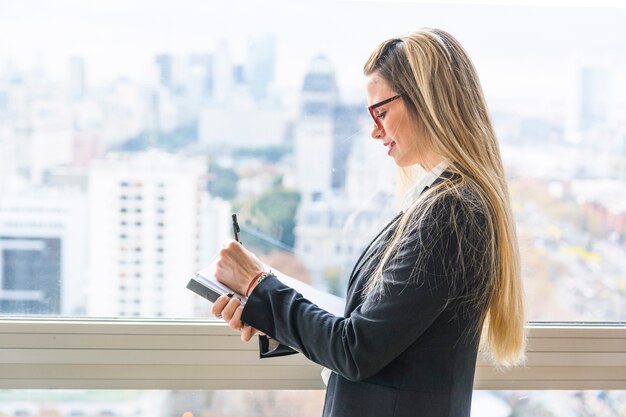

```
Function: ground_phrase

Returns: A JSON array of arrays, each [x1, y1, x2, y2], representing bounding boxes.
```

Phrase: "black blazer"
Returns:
[[242, 175, 490, 417]]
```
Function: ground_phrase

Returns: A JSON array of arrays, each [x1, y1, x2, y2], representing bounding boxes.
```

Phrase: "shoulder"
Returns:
[[414, 177, 488, 232], [393, 179, 489, 269]]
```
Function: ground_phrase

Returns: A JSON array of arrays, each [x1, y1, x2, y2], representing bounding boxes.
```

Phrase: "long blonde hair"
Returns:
[[363, 28, 525, 367]]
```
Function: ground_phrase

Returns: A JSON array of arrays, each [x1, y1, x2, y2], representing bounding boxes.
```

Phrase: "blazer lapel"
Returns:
[[347, 211, 402, 289], [348, 171, 454, 289], [346, 170, 455, 290]]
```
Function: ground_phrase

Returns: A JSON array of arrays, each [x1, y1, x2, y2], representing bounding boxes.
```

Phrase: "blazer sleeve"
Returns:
[[241, 194, 485, 381]]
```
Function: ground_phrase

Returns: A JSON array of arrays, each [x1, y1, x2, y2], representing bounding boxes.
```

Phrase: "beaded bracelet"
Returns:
[[245, 271, 275, 297]]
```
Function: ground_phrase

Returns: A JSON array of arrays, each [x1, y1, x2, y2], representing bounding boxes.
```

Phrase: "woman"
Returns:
[[211, 28, 525, 417]]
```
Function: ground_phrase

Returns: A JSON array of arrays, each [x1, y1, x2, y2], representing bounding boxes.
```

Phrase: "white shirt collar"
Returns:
[[401, 162, 449, 211]]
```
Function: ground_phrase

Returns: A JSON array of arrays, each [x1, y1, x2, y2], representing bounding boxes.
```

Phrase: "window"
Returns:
[[0, 0, 624, 410], [0, 389, 623, 416]]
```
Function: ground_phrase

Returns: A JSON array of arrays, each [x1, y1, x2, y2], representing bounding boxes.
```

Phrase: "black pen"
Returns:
[[230, 215, 246, 309], [232, 213, 241, 243]]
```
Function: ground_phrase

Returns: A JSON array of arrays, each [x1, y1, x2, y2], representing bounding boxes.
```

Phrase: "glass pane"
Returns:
[[0, 1, 624, 320], [472, 391, 626, 416], [0, 390, 624, 416], [0, 390, 326, 417]]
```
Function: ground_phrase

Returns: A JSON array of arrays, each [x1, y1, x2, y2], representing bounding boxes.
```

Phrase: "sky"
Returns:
[[1, 0, 626, 107]]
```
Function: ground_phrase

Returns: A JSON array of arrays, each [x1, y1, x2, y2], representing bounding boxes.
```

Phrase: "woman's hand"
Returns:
[[215, 240, 265, 295], [211, 294, 262, 342], [212, 240, 266, 342]]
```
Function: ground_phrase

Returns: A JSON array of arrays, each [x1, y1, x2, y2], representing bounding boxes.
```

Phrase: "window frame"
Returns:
[[0, 319, 624, 390]]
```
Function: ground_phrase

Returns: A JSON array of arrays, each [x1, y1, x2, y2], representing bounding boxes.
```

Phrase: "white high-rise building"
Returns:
[[293, 56, 338, 200], [295, 125, 397, 291], [566, 62, 614, 144], [87, 151, 219, 317], [344, 129, 395, 206], [247, 34, 276, 101], [213, 41, 234, 105], [292, 57, 399, 291], [0, 181, 87, 315], [565, 62, 619, 177], [69, 56, 86, 100]]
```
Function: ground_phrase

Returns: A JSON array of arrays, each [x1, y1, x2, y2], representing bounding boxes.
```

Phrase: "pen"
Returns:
[[232, 213, 241, 243], [230, 216, 246, 309]]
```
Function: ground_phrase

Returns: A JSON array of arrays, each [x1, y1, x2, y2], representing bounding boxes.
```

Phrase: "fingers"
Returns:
[[225, 299, 259, 340], [210, 294, 231, 317], [241, 325, 259, 342], [228, 305, 245, 331], [219, 240, 243, 261], [218, 240, 263, 272], [221, 297, 243, 328], [211, 295, 243, 331], [216, 241, 262, 295], [211, 293, 261, 343]]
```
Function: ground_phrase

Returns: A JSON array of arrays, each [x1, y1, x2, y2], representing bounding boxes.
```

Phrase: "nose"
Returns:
[[370, 122, 384, 140]]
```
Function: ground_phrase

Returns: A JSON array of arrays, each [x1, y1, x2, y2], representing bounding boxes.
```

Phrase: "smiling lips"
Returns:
[[384, 141, 396, 156]]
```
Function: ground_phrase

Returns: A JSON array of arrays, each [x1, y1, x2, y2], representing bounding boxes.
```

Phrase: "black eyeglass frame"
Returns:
[[367, 93, 403, 130]]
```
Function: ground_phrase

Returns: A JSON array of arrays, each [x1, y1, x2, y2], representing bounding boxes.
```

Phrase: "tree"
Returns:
[[207, 164, 239, 200], [251, 188, 301, 249]]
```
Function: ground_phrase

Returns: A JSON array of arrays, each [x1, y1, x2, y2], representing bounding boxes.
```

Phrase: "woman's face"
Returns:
[[366, 73, 436, 169]]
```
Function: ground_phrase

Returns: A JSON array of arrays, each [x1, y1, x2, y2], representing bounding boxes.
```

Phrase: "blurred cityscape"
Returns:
[[0, 2, 625, 415], [0, 390, 624, 417], [0, 37, 623, 321]]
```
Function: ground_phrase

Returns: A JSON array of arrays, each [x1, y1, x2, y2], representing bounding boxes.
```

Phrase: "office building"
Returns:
[[293, 55, 338, 200], [332, 103, 361, 190], [0, 183, 87, 315], [247, 34, 276, 101], [69, 56, 86, 100], [213, 41, 235, 105], [185, 53, 215, 115], [295, 126, 396, 290], [87, 151, 214, 317], [155, 54, 175, 91]]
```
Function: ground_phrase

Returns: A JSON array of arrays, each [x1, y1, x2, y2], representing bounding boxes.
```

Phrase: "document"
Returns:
[[187, 259, 346, 317]]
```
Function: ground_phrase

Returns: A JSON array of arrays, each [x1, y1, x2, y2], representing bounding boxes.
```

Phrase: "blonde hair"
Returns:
[[363, 28, 525, 367]]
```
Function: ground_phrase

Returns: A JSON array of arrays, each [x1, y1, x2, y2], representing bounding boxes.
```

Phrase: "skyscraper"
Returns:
[[87, 151, 211, 317], [566, 63, 617, 176], [213, 41, 234, 104], [332, 104, 360, 190], [566, 63, 613, 145], [247, 34, 276, 102], [69, 56, 86, 100], [155, 54, 175, 91], [293, 55, 338, 200], [578, 66, 611, 134], [292, 56, 397, 289], [188, 53, 214, 100]]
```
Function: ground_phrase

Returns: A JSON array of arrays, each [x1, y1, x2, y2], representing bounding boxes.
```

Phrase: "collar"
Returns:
[[401, 162, 449, 211]]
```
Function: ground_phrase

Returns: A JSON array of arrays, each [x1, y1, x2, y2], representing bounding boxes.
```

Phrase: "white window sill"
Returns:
[[0, 319, 624, 390]]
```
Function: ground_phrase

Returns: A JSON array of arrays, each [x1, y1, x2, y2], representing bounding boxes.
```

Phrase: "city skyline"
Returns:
[[0, 44, 623, 321], [0, 3, 624, 415], [0, 0, 624, 323], [2, 0, 626, 104]]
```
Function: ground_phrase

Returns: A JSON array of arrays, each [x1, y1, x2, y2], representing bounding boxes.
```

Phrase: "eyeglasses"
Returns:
[[367, 93, 403, 130]]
